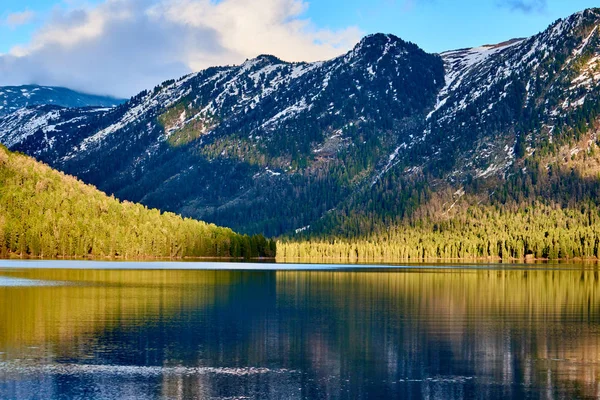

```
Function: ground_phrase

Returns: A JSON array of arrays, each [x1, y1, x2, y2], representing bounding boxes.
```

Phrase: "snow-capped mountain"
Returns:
[[0, 85, 124, 116], [419, 9, 600, 181], [2, 9, 600, 237]]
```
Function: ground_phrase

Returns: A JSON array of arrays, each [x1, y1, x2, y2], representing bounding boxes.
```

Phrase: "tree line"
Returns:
[[277, 200, 600, 262]]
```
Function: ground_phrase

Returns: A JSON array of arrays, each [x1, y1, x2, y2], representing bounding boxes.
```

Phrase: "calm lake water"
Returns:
[[0, 261, 598, 399]]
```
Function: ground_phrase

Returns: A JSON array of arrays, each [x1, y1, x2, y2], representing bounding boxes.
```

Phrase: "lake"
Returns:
[[0, 261, 598, 399]]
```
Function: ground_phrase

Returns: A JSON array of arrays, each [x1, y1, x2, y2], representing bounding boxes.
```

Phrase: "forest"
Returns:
[[276, 79, 600, 263], [0, 145, 275, 259], [278, 125, 600, 262], [277, 201, 600, 262]]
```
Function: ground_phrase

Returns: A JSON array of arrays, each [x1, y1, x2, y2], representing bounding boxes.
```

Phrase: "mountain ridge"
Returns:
[[1, 8, 600, 242], [0, 85, 125, 117]]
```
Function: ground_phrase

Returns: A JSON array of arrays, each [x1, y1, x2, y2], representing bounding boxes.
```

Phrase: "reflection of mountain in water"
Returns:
[[0, 268, 599, 399], [275, 269, 600, 399]]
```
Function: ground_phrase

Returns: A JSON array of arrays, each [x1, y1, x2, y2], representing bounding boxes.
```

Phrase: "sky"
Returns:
[[0, 0, 598, 98]]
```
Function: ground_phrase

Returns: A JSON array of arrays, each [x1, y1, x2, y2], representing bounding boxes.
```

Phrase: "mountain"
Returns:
[[2, 9, 600, 249], [0, 144, 275, 259], [0, 85, 124, 116], [0, 34, 444, 237]]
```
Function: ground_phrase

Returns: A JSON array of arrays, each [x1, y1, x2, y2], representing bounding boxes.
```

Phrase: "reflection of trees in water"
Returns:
[[275, 269, 600, 399], [0, 269, 275, 352], [0, 269, 285, 400], [0, 268, 599, 399]]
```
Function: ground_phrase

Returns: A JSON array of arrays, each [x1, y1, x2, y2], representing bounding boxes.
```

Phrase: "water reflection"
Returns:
[[0, 267, 598, 399]]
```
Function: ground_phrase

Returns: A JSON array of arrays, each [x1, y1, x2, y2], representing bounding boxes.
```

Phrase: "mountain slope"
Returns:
[[0, 145, 274, 259], [417, 9, 600, 180], [3, 8, 600, 244], [0, 34, 444, 236], [0, 85, 124, 116]]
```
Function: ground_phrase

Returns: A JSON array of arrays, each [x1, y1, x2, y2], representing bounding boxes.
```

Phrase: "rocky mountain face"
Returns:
[[0, 85, 123, 116], [2, 9, 600, 238], [420, 9, 600, 181]]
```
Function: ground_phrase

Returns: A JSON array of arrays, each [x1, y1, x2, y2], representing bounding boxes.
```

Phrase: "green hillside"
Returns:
[[0, 145, 275, 259]]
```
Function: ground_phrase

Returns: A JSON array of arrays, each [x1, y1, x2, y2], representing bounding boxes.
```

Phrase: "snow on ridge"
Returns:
[[262, 98, 311, 129], [238, 57, 266, 73], [64, 56, 326, 157], [201, 61, 289, 115], [2, 34, 425, 157], [376, 35, 394, 64], [204, 59, 325, 125], [430, 10, 600, 123], [0, 108, 61, 147], [573, 25, 598, 57], [65, 69, 232, 156], [248, 64, 283, 85], [429, 39, 525, 121], [0, 107, 99, 149], [343, 34, 407, 68], [77, 103, 148, 152]]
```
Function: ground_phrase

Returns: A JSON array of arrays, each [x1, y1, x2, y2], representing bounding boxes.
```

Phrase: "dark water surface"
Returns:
[[0, 262, 598, 399]]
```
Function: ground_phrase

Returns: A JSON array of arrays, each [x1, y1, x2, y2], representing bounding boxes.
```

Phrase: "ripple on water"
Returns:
[[0, 277, 63, 287], [0, 362, 299, 378]]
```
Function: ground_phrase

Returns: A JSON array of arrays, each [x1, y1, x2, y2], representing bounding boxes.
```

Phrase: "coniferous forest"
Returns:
[[277, 201, 600, 262], [0, 145, 275, 259], [278, 132, 600, 262]]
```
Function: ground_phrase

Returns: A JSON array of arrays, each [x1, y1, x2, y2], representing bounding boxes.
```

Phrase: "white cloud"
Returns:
[[0, 0, 362, 98], [5, 10, 36, 28]]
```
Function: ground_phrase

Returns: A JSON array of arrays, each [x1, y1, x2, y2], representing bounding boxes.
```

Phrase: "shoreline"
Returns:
[[0, 258, 598, 271]]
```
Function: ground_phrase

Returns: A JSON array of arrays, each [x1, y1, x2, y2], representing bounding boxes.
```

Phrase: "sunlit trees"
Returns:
[[0, 146, 276, 259]]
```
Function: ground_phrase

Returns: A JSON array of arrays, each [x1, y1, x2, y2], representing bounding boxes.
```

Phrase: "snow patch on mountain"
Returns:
[[0, 85, 123, 117], [429, 39, 524, 122]]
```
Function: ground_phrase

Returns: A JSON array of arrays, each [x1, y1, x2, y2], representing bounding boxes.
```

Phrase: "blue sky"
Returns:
[[2, 0, 598, 54], [306, 0, 600, 52], [0, 1, 97, 53], [0, 0, 598, 97]]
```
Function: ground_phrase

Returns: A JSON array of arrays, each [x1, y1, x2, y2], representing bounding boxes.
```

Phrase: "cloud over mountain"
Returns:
[[0, 0, 361, 98]]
